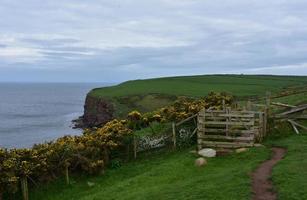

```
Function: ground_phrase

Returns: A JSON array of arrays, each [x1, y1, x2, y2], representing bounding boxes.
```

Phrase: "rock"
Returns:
[[195, 157, 207, 167], [254, 143, 264, 147], [236, 148, 248, 153], [87, 181, 95, 187], [82, 95, 115, 128], [198, 148, 216, 158]]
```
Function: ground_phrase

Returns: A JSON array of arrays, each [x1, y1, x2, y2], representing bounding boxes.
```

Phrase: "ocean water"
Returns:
[[0, 83, 107, 149]]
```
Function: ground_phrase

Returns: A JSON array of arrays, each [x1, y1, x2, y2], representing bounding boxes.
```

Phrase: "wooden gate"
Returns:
[[197, 108, 265, 150]]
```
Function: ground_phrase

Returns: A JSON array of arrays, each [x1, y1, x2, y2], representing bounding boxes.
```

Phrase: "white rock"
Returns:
[[195, 157, 207, 167], [198, 148, 216, 158]]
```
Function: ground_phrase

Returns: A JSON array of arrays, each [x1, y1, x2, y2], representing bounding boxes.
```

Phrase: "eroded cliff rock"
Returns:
[[81, 95, 114, 128]]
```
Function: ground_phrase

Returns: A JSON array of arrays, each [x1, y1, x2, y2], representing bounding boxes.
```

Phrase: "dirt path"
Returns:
[[251, 147, 286, 200]]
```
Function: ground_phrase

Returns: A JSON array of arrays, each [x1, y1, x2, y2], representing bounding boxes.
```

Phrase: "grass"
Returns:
[[90, 75, 307, 98], [27, 133, 307, 200], [113, 94, 176, 117], [266, 134, 307, 200], [273, 91, 307, 106], [87, 74, 307, 118], [134, 122, 171, 137], [28, 147, 270, 200]]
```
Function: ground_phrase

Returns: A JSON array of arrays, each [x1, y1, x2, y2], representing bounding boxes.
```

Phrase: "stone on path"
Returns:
[[195, 157, 207, 167]]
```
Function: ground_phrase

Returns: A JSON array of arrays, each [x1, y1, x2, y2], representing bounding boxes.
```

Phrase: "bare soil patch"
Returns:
[[252, 147, 286, 200]]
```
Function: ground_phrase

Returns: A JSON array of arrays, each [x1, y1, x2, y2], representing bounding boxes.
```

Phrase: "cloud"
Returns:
[[0, 0, 307, 82], [240, 63, 307, 75]]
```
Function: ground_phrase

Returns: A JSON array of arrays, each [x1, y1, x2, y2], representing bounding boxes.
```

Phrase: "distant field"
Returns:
[[90, 75, 307, 98]]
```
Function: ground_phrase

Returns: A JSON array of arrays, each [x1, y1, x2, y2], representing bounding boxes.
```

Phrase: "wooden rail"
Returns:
[[197, 108, 265, 150]]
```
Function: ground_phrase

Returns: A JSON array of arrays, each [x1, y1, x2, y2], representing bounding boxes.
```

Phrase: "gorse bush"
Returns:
[[0, 92, 232, 198]]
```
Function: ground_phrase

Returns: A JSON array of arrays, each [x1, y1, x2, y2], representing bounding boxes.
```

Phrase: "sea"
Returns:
[[0, 83, 109, 149]]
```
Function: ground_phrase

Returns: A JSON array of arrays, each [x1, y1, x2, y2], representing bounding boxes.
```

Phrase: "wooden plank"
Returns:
[[278, 104, 307, 116], [133, 136, 137, 159], [258, 112, 264, 141], [288, 119, 307, 131], [291, 115, 307, 119], [200, 128, 255, 134], [253, 103, 266, 107], [201, 141, 254, 148], [263, 110, 267, 136], [246, 100, 252, 111], [176, 114, 197, 126], [206, 113, 255, 118], [197, 115, 203, 150], [203, 110, 256, 115], [172, 122, 176, 149], [226, 108, 229, 136], [288, 120, 300, 134], [221, 113, 254, 118], [271, 102, 296, 108], [200, 135, 254, 141], [190, 127, 198, 138], [203, 121, 254, 126]]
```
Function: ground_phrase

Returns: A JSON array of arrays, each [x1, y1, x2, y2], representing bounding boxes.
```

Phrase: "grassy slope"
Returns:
[[29, 148, 270, 200], [90, 75, 307, 98], [88, 75, 307, 117], [29, 134, 307, 200]]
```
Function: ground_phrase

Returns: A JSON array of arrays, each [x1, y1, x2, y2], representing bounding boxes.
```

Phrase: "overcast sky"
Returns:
[[0, 0, 307, 82]]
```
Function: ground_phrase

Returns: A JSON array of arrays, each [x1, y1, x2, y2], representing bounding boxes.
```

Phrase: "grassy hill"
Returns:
[[85, 75, 307, 119], [90, 75, 307, 98]]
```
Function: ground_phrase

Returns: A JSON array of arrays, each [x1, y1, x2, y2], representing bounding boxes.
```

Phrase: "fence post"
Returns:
[[197, 112, 203, 151], [266, 91, 271, 108], [226, 107, 230, 136], [103, 146, 110, 165], [246, 100, 252, 111], [133, 136, 137, 159], [21, 176, 29, 200], [258, 112, 264, 141], [65, 163, 70, 185], [172, 122, 176, 150], [126, 144, 130, 160], [265, 91, 271, 135]]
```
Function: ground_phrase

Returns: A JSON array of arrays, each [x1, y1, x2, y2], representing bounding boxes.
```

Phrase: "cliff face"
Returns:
[[79, 91, 176, 129], [82, 95, 114, 127]]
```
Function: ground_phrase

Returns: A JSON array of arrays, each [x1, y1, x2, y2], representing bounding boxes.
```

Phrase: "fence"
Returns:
[[197, 108, 265, 150]]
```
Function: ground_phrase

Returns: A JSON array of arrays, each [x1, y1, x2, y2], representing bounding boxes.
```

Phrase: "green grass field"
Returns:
[[90, 75, 307, 98], [28, 147, 270, 200], [28, 134, 307, 200], [87, 75, 307, 117], [268, 135, 307, 200]]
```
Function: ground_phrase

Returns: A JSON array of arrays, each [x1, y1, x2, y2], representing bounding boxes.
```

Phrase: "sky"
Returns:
[[0, 0, 307, 82]]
